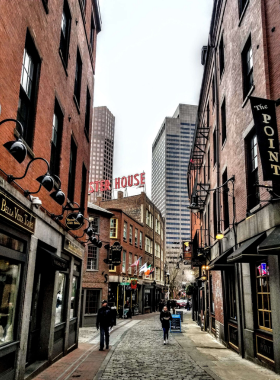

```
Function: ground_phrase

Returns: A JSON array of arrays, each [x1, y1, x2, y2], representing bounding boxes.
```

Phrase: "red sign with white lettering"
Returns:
[[89, 172, 145, 193]]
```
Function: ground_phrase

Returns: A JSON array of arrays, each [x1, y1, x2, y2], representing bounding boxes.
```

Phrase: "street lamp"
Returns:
[[0, 119, 27, 163]]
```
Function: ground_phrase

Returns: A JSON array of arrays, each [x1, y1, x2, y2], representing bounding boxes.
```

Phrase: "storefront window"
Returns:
[[0, 259, 21, 345], [55, 273, 67, 325], [85, 289, 100, 314], [70, 276, 78, 319], [0, 233, 24, 252], [256, 261, 272, 331]]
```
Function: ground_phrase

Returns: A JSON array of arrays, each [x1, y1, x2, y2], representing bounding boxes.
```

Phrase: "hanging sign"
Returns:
[[182, 241, 192, 260], [131, 279, 137, 289], [65, 213, 84, 230], [250, 96, 280, 183], [111, 241, 122, 265]]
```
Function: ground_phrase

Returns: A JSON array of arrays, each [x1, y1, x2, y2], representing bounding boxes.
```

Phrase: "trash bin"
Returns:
[[176, 310, 183, 322]]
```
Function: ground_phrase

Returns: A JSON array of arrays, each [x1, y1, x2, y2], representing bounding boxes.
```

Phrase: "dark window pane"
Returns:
[[219, 35, 225, 77], [242, 37, 253, 98], [74, 49, 82, 105], [50, 101, 63, 176], [68, 137, 77, 202], [221, 99, 226, 144], [84, 88, 91, 135], [222, 169, 229, 230], [60, 1, 71, 65], [80, 164, 87, 211], [85, 289, 100, 314], [17, 31, 40, 146]]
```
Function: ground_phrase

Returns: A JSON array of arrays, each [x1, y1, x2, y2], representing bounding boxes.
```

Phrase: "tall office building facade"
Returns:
[[152, 104, 197, 261], [90, 106, 115, 202]]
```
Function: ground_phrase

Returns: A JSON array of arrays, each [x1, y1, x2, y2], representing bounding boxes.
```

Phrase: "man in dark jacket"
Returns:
[[96, 300, 113, 351], [160, 305, 172, 344]]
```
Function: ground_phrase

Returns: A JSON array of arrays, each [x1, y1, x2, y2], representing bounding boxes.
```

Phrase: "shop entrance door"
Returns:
[[26, 253, 50, 366]]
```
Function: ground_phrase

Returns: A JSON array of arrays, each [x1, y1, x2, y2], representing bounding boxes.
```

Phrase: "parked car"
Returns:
[[176, 299, 187, 308]]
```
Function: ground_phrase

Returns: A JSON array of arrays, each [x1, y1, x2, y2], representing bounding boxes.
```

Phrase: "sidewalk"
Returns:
[[173, 311, 280, 380], [33, 312, 159, 380]]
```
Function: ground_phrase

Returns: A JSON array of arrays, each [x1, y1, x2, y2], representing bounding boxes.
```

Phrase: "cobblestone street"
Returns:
[[98, 314, 213, 380], [34, 311, 280, 380]]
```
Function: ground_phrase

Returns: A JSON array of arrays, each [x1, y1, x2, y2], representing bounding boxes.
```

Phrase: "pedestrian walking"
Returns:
[[160, 305, 172, 345], [96, 300, 114, 351]]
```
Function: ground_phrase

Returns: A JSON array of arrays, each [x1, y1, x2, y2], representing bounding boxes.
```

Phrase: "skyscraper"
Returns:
[[90, 106, 115, 202], [152, 104, 197, 262]]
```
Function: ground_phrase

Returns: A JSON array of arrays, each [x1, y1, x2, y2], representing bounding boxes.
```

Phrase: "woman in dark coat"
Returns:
[[160, 305, 172, 344]]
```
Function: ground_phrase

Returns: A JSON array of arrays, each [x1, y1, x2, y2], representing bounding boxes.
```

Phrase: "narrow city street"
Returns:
[[34, 312, 279, 380]]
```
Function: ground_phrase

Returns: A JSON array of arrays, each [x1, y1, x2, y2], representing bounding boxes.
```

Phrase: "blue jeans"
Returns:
[[100, 326, 109, 349], [163, 327, 169, 340]]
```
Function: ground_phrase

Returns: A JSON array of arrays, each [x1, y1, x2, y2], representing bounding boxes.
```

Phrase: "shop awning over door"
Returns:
[[41, 248, 68, 271], [227, 233, 266, 263], [208, 248, 234, 270], [258, 226, 280, 255]]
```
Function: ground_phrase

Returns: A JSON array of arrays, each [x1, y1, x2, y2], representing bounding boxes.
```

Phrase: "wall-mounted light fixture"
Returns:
[[0, 119, 27, 163]]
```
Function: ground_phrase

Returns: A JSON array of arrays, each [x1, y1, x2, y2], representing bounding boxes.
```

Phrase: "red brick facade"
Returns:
[[0, 0, 101, 232], [188, 0, 280, 370]]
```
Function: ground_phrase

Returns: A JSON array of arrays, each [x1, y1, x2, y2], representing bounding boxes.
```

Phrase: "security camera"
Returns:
[[30, 196, 42, 208]]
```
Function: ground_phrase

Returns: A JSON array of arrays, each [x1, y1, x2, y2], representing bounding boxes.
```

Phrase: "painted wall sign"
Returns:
[[250, 96, 280, 182], [64, 237, 84, 258], [0, 190, 35, 233], [89, 172, 145, 193], [65, 213, 84, 230]]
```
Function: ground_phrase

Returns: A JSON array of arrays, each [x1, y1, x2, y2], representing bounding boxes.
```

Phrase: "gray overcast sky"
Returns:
[[94, 0, 213, 197]]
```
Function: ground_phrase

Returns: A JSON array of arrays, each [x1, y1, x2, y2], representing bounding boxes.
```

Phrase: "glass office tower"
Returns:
[[152, 104, 197, 261]]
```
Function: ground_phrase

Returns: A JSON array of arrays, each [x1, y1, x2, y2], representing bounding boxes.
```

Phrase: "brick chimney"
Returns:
[[118, 191, 123, 199], [96, 195, 102, 206]]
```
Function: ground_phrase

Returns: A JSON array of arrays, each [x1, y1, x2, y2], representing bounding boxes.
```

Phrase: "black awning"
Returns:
[[227, 233, 267, 263], [258, 226, 280, 255], [41, 248, 68, 271], [209, 248, 234, 270]]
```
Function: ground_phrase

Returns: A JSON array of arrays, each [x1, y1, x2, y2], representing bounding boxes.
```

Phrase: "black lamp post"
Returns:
[[0, 119, 27, 163]]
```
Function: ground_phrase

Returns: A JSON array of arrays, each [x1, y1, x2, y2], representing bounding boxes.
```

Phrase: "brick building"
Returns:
[[80, 203, 113, 327], [96, 191, 166, 313], [188, 0, 280, 373], [0, 0, 101, 378]]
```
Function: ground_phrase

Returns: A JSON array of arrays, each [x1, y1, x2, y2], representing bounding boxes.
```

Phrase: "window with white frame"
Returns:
[[128, 253, 132, 274], [90, 217, 99, 233], [109, 250, 116, 271], [122, 250, 126, 273], [145, 237, 152, 253], [134, 255, 138, 275], [156, 219, 160, 235], [155, 243, 160, 258], [140, 231, 143, 248], [123, 221, 127, 240], [129, 225, 133, 244], [156, 267, 160, 281], [87, 245, 98, 270], [135, 229, 138, 246]]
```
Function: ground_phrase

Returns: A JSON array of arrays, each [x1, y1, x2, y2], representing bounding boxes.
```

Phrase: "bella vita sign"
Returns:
[[250, 97, 280, 182], [89, 172, 145, 193]]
